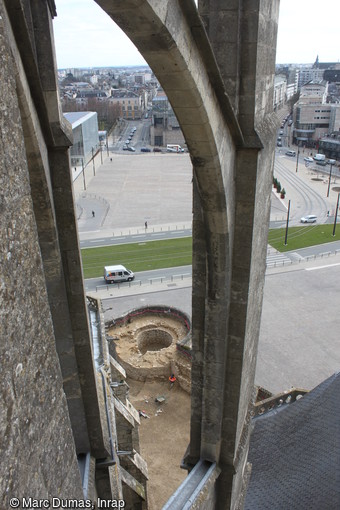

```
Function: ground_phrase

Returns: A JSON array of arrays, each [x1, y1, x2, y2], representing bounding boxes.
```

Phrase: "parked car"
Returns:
[[153, 147, 162, 152], [277, 141, 282, 147], [279, 130, 284, 135], [127, 146, 136, 152], [140, 147, 151, 152], [304, 157, 313, 163], [327, 159, 336, 165], [122, 145, 128, 150], [300, 215, 317, 223], [286, 150, 296, 157]]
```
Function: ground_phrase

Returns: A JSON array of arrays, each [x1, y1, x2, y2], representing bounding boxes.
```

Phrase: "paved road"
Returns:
[[85, 266, 192, 294], [80, 227, 193, 249]]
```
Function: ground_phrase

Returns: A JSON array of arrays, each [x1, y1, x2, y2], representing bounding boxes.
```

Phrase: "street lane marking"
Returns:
[[306, 263, 340, 271], [90, 239, 105, 243], [152, 232, 166, 236], [132, 235, 146, 238]]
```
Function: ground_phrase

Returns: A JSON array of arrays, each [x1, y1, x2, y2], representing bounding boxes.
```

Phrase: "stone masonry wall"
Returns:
[[0, 3, 84, 505]]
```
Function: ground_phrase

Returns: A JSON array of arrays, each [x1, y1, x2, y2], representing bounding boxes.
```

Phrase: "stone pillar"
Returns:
[[188, 175, 207, 465]]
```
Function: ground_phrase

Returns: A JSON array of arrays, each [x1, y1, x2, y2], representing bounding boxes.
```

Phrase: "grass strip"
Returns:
[[268, 224, 340, 252], [81, 237, 192, 278], [82, 224, 340, 278]]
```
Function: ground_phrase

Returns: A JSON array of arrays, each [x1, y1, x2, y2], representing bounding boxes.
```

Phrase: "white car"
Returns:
[[300, 215, 317, 223], [304, 157, 313, 163]]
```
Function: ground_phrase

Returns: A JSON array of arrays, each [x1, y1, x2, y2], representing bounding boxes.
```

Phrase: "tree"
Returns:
[[287, 91, 300, 113]]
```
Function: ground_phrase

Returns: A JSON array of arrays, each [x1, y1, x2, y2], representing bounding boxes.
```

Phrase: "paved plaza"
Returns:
[[73, 151, 192, 239]]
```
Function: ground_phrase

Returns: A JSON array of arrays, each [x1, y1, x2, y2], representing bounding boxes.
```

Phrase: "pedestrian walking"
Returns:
[[145, 221, 148, 230], [92, 211, 95, 218]]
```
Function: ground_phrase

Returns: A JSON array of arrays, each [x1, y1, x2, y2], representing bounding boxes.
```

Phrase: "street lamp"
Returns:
[[295, 147, 300, 173], [92, 147, 96, 176], [82, 160, 86, 191], [333, 193, 340, 237], [327, 162, 334, 198], [284, 199, 291, 246]]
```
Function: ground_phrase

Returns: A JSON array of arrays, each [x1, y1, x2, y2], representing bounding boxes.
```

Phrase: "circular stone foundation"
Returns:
[[107, 307, 191, 381], [137, 329, 173, 354]]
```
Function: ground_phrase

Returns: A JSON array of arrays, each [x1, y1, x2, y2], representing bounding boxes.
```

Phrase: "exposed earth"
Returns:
[[109, 314, 188, 374], [108, 313, 191, 508], [128, 379, 191, 509]]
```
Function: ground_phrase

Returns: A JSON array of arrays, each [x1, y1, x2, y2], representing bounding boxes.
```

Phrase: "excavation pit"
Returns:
[[137, 329, 173, 354], [107, 306, 191, 383]]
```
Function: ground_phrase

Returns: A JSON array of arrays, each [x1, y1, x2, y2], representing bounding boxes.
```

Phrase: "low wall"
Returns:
[[106, 306, 192, 389]]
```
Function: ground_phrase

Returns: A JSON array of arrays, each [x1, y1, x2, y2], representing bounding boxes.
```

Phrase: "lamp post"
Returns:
[[284, 199, 291, 246], [92, 147, 96, 176], [327, 162, 334, 198], [332, 193, 340, 237], [295, 147, 300, 173], [82, 160, 86, 191]]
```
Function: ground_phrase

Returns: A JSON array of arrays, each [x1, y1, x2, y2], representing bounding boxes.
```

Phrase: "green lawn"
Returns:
[[81, 237, 192, 279], [82, 224, 340, 278], [268, 224, 340, 252]]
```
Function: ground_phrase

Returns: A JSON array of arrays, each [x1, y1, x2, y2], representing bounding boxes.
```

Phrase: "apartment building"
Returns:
[[293, 81, 340, 147], [273, 75, 287, 111], [110, 89, 143, 119]]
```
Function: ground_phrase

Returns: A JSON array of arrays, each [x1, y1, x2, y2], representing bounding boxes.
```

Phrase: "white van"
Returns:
[[104, 265, 135, 284], [313, 154, 325, 162], [166, 144, 184, 153]]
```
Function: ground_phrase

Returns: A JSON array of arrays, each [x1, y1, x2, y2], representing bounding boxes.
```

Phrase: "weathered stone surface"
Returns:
[[1, 0, 280, 508], [0, 3, 83, 505]]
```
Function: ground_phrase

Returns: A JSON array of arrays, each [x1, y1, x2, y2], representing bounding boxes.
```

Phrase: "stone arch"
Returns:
[[94, 4, 279, 507], [95, 0, 246, 462]]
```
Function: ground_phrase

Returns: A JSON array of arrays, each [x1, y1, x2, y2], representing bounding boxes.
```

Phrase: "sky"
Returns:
[[52, 0, 339, 69]]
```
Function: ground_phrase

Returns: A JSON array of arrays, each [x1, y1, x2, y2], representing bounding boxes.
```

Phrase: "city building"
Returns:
[[63, 111, 100, 167], [319, 132, 340, 161], [273, 75, 287, 111], [293, 81, 340, 147], [110, 89, 143, 119], [286, 68, 299, 100], [150, 89, 186, 147]]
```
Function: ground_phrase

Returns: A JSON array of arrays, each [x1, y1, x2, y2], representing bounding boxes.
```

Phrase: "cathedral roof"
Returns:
[[245, 372, 340, 509]]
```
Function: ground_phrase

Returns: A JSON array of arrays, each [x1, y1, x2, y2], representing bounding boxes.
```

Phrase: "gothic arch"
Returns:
[[93, 3, 279, 507]]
